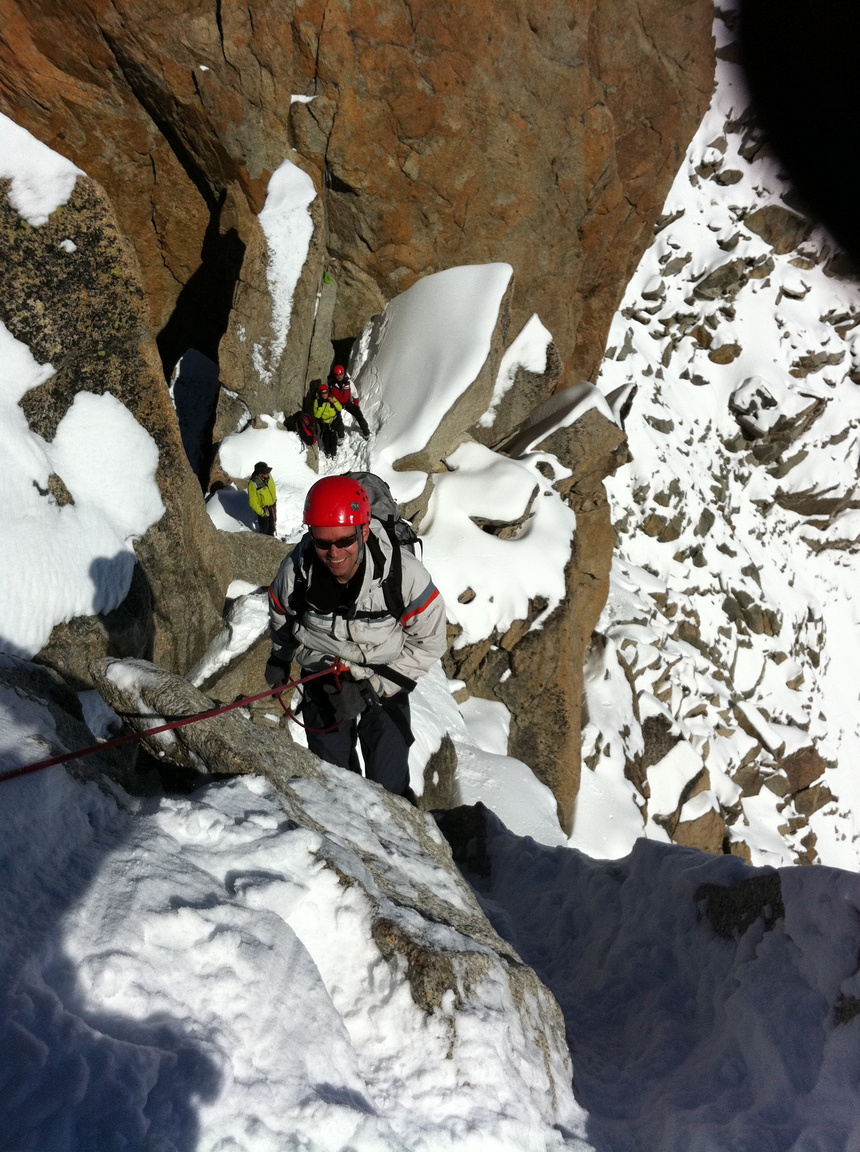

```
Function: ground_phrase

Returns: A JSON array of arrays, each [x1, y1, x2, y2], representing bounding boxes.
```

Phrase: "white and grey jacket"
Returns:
[[267, 524, 447, 697]]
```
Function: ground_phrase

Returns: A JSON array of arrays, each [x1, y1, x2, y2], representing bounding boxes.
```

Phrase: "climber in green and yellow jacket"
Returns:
[[248, 461, 277, 535], [313, 382, 344, 458]]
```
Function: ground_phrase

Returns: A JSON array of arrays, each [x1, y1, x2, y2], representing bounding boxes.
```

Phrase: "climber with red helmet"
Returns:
[[327, 363, 370, 438], [265, 475, 447, 799]]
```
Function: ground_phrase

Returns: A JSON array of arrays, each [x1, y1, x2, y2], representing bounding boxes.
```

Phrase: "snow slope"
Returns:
[[0, 679, 588, 1152], [0, 323, 164, 656], [583, 3, 860, 870], [462, 809, 860, 1152]]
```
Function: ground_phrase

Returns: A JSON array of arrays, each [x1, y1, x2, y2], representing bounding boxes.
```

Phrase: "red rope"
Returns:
[[0, 667, 337, 785], [273, 690, 344, 735]]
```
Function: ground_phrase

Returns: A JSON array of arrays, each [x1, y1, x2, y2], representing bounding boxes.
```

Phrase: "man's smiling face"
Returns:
[[311, 523, 370, 583]]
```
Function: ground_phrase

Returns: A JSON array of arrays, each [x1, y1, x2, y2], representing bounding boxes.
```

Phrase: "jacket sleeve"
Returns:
[[268, 550, 300, 664], [377, 555, 447, 692], [247, 482, 263, 515]]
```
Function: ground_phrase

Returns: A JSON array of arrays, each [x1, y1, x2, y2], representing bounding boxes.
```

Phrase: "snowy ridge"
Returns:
[[583, 5, 860, 869], [254, 158, 316, 384], [457, 807, 860, 1152], [0, 675, 588, 1151], [0, 323, 165, 656]]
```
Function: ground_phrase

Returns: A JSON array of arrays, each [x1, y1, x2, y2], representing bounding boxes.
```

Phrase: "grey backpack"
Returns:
[[344, 471, 420, 554]]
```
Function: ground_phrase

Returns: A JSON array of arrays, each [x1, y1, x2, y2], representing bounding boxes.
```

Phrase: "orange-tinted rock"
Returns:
[[1, 0, 714, 399], [673, 807, 726, 854], [779, 745, 826, 794]]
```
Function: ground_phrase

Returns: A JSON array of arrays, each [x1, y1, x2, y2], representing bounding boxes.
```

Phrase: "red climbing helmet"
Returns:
[[304, 476, 371, 526], [333, 364, 345, 377]]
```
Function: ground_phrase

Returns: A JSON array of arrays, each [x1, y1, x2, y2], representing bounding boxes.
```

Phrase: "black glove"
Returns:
[[264, 655, 292, 688], [322, 676, 367, 722]]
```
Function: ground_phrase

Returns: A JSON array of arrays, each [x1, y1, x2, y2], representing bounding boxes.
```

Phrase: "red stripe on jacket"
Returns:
[[401, 586, 439, 625]]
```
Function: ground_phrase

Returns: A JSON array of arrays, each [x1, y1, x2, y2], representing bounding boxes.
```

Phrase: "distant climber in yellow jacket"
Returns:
[[313, 382, 344, 458], [248, 461, 277, 535]]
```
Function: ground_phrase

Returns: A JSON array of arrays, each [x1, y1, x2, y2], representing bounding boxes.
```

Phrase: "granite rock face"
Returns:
[[0, 175, 230, 677], [1, 0, 714, 401], [445, 406, 630, 831], [1, 0, 714, 829]]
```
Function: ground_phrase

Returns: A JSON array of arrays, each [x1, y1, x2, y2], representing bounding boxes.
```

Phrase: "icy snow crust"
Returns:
[[0, 688, 588, 1151], [581, 7, 860, 870], [0, 111, 83, 225], [420, 442, 576, 647], [254, 158, 316, 383], [0, 322, 165, 656], [352, 263, 513, 503], [472, 813, 860, 1152]]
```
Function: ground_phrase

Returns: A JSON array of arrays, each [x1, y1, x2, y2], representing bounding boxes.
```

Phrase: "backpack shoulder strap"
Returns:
[[380, 518, 405, 621], [286, 538, 313, 618], [364, 529, 387, 583], [364, 521, 406, 622]]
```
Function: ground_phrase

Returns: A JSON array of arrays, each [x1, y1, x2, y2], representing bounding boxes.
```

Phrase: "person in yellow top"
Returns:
[[313, 382, 344, 458], [247, 461, 277, 535]]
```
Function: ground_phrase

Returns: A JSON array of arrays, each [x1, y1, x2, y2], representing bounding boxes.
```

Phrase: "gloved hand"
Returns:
[[341, 661, 373, 681], [264, 655, 292, 688], [322, 677, 366, 721]]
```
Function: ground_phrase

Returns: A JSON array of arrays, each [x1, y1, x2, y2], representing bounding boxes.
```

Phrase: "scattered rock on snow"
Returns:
[[743, 205, 813, 254]]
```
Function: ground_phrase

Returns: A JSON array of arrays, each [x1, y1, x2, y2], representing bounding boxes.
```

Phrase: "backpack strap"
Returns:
[[364, 529, 387, 584], [364, 521, 406, 621], [286, 538, 314, 619], [379, 517, 405, 621], [291, 526, 407, 633]]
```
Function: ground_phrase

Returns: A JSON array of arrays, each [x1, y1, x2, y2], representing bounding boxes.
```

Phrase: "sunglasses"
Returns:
[[312, 532, 358, 552]]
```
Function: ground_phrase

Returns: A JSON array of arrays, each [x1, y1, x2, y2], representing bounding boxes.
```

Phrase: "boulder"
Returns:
[[217, 163, 328, 415], [470, 318, 563, 450], [779, 745, 826, 794], [728, 376, 826, 445], [217, 529, 292, 588], [353, 263, 514, 495], [673, 807, 726, 854], [744, 205, 814, 255], [36, 565, 155, 692], [0, 176, 230, 679], [693, 258, 748, 301]]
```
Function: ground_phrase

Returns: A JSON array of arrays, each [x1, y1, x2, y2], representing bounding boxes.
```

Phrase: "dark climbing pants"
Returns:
[[344, 401, 369, 436], [257, 512, 276, 535], [316, 421, 339, 457], [302, 685, 412, 796]]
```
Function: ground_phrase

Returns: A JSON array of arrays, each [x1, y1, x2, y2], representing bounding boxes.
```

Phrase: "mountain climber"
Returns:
[[313, 382, 344, 458], [328, 364, 370, 438], [247, 461, 277, 535], [265, 475, 447, 799]]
